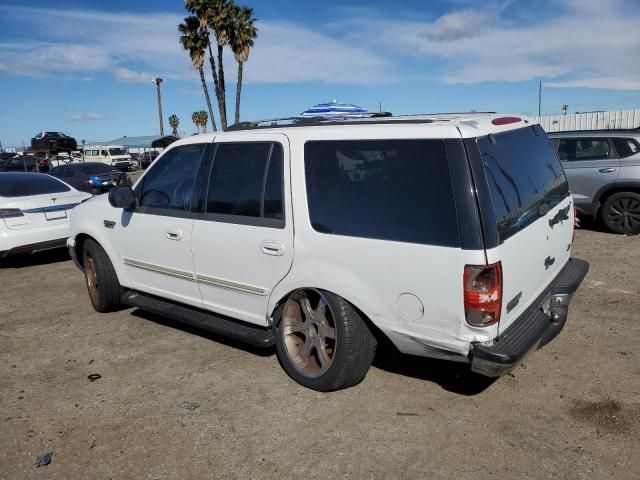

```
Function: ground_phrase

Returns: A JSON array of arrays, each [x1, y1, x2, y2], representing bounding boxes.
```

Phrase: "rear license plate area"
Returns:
[[45, 210, 67, 221]]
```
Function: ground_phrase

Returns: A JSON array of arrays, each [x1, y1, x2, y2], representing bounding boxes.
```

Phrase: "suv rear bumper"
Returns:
[[470, 257, 589, 377]]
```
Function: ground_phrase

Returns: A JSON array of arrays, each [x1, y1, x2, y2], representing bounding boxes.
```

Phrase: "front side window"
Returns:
[[138, 144, 205, 212], [206, 142, 284, 225], [304, 140, 459, 246], [612, 138, 640, 158], [101, 150, 108, 156], [557, 138, 614, 161]]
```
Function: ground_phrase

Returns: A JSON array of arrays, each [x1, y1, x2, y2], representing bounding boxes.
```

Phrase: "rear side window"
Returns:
[[612, 138, 640, 158], [0, 175, 71, 197], [557, 138, 614, 161], [477, 126, 570, 241], [304, 140, 459, 247], [138, 144, 205, 212], [206, 142, 284, 226]]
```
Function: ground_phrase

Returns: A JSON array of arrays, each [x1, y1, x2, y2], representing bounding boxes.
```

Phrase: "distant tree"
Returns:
[[179, 16, 217, 131], [192, 111, 200, 133], [198, 110, 209, 133], [229, 4, 257, 124], [168, 114, 180, 137]]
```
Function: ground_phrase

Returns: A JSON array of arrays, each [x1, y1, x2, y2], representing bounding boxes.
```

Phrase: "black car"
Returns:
[[0, 156, 49, 173], [47, 162, 129, 194], [31, 131, 78, 151]]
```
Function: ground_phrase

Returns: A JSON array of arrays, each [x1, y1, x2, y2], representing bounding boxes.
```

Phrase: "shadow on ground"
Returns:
[[0, 248, 70, 269]]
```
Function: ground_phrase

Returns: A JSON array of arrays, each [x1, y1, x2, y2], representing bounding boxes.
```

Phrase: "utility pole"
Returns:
[[538, 80, 542, 117], [561, 104, 568, 115], [153, 77, 164, 135]]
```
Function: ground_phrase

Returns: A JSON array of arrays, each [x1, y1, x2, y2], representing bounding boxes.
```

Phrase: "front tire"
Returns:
[[274, 289, 377, 391], [82, 239, 123, 312], [601, 192, 640, 235]]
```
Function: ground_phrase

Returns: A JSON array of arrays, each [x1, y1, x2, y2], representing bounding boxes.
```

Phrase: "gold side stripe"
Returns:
[[123, 258, 267, 296], [196, 274, 267, 296]]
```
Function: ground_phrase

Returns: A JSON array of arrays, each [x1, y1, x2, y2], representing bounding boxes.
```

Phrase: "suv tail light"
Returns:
[[0, 208, 24, 218], [464, 262, 502, 327]]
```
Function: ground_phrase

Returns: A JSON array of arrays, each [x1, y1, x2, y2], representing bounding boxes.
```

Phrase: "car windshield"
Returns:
[[79, 164, 116, 174], [109, 148, 127, 156], [0, 174, 71, 197]]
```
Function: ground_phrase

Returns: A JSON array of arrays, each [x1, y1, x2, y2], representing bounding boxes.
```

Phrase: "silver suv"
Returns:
[[549, 131, 640, 234]]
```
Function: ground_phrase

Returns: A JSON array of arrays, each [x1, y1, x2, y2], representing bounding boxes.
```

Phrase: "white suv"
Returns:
[[67, 113, 588, 391]]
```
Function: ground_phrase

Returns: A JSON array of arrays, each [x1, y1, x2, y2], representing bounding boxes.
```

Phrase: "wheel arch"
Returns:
[[593, 181, 640, 218]]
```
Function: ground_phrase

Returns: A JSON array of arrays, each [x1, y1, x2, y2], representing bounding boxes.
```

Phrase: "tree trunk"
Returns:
[[199, 66, 217, 132], [207, 40, 224, 130], [235, 61, 243, 125], [217, 44, 227, 129]]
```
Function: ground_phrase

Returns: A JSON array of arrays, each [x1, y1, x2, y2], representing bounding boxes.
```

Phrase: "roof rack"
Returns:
[[225, 111, 498, 131]]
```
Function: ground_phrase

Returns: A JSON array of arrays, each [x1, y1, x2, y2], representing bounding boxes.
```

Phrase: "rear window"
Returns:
[[304, 140, 459, 247], [477, 126, 570, 241], [612, 138, 640, 158], [0, 175, 71, 197], [79, 164, 114, 174]]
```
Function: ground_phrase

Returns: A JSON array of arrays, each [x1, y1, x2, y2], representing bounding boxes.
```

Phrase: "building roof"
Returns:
[[90, 135, 178, 149]]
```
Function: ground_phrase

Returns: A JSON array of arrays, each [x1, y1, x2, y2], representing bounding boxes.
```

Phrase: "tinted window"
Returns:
[[0, 174, 71, 197], [305, 140, 459, 246], [477, 126, 570, 241], [612, 138, 640, 158], [138, 144, 205, 211], [557, 138, 613, 161], [206, 142, 284, 224], [79, 164, 114, 174]]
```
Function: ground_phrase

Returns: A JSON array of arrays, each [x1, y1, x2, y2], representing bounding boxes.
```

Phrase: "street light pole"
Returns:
[[153, 77, 164, 135]]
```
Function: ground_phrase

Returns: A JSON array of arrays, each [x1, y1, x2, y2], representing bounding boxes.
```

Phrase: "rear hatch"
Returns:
[[469, 124, 574, 334], [1, 191, 88, 230]]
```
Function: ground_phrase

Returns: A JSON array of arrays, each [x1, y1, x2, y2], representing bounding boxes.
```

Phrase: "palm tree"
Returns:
[[198, 110, 209, 133], [168, 114, 180, 137], [179, 16, 217, 132], [229, 5, 257, 125], [185, 0, 231, 129], [192, 111, 200, 134]]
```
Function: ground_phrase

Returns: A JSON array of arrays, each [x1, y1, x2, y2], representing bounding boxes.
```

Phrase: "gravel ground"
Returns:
[[1, 228, 638, 479]]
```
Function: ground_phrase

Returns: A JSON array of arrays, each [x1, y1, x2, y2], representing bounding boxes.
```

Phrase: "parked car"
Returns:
[[549, 130, 640, 234], [48, 162, 130, 195], [0, 152, 17, 161], [0, 155, 49, 173], [0, 173, 90, 257], [82, 145, 135, 171], [31, 131, 78, 151], [68, 113, 588, 391]]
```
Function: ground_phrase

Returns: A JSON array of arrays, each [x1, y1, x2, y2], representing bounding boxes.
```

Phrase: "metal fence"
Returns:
[[536, 109, 640, 132]]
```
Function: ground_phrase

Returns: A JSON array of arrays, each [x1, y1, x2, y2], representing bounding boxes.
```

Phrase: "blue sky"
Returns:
[[1, 0, 639, 147]]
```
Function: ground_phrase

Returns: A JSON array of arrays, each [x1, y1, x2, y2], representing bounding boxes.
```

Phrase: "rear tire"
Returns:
[[601, 192, 640, 235], [82, 239, 123, 312], [274, 289, 377, 391]]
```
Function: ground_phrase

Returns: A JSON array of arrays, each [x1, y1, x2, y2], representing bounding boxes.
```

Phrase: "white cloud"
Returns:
[[69, 112, 107, 121], [115, 68, 153, 84], [545, 77, 640, 91], [423, 9, 497, 42]]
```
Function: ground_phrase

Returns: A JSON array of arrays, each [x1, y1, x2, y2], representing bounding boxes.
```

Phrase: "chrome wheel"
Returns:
[[607, 197, 640, 232], [84, 253, 100, 306], [281, 289, 336, 378]]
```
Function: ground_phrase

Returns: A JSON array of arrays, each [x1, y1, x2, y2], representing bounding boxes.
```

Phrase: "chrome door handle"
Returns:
[[165, 229, 182, 241], [261, 241, 285, 256], [599, 167, 616, 173]]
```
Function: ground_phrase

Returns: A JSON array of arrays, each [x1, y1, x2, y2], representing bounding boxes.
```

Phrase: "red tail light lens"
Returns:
[[0, 208, 24, 218], [464, 262, 502, 327], [491, 116, 521, 126]]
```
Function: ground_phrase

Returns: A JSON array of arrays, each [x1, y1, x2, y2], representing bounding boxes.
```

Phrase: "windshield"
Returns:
[[109, 148, 127, 156], [477, 125, 570, 241]]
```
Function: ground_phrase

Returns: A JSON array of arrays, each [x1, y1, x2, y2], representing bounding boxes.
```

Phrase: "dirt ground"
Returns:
[[1, 227, 639, 480]]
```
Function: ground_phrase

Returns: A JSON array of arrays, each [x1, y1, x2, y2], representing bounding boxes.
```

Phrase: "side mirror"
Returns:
[[108, 185, 136, 209]]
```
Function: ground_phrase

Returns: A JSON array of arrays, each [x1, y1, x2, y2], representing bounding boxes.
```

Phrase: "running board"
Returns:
[[121, 290, 274, 348]]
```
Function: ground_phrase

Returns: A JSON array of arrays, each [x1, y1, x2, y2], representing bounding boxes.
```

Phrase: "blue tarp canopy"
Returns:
[[90, 135, 178, 149], [300, 100, 368, 118]]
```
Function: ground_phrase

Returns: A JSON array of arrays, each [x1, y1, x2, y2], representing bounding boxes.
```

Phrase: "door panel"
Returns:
[[114, 143, 208, 307], [191, 134, 293, 326], [557, 137, 620, 214]]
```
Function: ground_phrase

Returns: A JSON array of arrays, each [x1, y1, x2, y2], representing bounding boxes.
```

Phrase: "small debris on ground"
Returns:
[[87, 374, 101, 382], [179, 401, 200, 411], [396, 412, 419, 417], [34, 452, 52, 467]]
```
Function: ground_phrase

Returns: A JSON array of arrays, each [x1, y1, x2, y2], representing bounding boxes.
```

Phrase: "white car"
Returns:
[[0, 173, 90, 257], [68, 112, 589, 391]]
